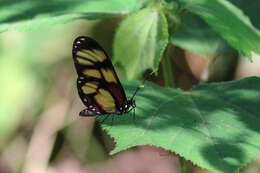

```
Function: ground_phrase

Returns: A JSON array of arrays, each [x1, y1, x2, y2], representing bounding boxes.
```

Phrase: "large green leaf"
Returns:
[[99, 77, 260, 173], [0, 0, 142, 33], [113, 8, 169, 79], [179, 0, 260, 59]]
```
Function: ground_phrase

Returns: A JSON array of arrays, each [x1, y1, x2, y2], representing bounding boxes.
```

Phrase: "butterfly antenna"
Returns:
[[130, 69, 158, 100], [130, 79, 145, 100]]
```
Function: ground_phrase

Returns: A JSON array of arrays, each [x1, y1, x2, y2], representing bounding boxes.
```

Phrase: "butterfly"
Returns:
[[72, 36, 141, 120]]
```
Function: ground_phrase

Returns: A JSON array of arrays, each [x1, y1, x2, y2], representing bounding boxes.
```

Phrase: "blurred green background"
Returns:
[[0, 19, 111, 173], [1, 14, 260, 173]]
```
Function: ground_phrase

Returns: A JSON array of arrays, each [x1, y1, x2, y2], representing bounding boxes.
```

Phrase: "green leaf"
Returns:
[[113, 8, 169, 79], [99, 77, 260, 173], [0, 0, 143, 33], [228, 1, 260, 29], [172, 13, 235, 57], [179, 0, 260, 59]]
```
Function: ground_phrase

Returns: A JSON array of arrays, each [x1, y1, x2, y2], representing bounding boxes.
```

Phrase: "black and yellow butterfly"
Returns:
[[72, 36, 139, 118]]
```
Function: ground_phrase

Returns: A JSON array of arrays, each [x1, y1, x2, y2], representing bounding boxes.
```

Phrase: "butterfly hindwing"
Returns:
[[72, 36, 127, 116]]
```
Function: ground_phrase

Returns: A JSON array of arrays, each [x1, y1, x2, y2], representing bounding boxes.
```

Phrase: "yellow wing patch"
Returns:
[[92, 49, 106, 62], [76, 51, 92, 60], [76, 49, 106, 62], [77, 58, 94, 66], [101, 68, 117, 83], [95, 89, 116, 112], [83, 69, 101, 79], [82, 82, 98, 94]]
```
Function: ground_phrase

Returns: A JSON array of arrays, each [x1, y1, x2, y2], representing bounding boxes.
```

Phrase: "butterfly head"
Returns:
[[119, 99, 136, 114]]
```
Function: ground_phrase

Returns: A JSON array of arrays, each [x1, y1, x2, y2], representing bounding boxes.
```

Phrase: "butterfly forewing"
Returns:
[[72, 36, 127, 116]]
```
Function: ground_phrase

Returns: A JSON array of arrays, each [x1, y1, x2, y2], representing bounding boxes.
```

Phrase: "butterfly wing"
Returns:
[[72, 36, 127, 116]]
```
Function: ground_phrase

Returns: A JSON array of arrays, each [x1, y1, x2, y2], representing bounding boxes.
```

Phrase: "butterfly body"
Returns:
[[72, 36, 136, 117], [79, 99, 136, 116]]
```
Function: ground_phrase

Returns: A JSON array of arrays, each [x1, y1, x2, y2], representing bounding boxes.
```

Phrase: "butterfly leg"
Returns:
[[111, 114, 115, 126], [133, 107, 136, 125], [99, 114, 110, 124]]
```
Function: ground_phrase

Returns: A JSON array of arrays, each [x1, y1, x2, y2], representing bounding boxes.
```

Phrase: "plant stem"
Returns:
[[179, 157, 188, 173], [162, 44, 175, 88]]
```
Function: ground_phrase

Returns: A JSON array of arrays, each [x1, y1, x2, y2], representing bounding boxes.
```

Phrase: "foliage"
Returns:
[[113, 8, 168, 79], [99, 78, 260, 173], [177, 0, 260, 59], [0, 0, 142, 32], [0, 0, 260, 173]]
